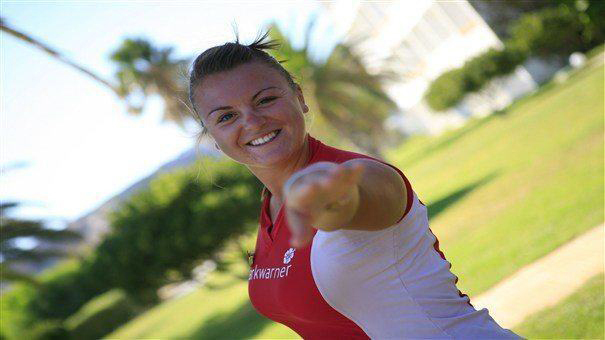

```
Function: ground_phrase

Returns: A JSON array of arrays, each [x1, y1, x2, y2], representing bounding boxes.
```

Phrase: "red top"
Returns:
[[247, 134, 414, 339]]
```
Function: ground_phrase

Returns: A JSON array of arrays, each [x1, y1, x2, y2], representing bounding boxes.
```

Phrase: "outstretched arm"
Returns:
[[284, 159, 407, 248]]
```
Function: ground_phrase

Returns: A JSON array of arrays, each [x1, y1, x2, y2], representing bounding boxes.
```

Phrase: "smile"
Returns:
[[247, 129, 281, 146]]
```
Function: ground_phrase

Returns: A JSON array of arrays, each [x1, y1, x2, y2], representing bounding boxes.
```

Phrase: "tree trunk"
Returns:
[[1, 18, 119, 95]]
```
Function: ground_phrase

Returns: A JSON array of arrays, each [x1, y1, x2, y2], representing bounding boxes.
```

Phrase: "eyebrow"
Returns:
[[206, 86, 279, 118]]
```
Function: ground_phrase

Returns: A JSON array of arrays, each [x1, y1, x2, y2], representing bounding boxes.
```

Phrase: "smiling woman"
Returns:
[[185, 31, 522, 339], [192, 60, 308, 170]]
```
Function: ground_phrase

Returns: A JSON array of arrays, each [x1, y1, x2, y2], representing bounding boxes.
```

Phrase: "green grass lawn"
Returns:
[[386, 61, 603, 296], [108, 239, 301, 339], [514, 273, 604, 339], [109, 59, 604, 339]]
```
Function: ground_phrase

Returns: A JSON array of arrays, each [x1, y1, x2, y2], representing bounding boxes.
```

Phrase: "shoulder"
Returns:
[[344, 158, 407, 199], [308, 136, 373, 164], [309, 136, 414, 212], [343, 158, 403, 179], [310, 137, 406, 183]]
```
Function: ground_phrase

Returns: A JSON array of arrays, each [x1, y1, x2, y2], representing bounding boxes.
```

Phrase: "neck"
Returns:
[[247, 134, 311, 205]]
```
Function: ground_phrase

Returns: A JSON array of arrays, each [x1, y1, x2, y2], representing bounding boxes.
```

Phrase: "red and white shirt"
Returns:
[[248, 134, 520, 339]]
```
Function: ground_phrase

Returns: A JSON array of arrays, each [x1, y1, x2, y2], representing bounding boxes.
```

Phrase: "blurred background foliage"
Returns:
[[268, 22, 401, 158], [425, 0, 604, 111], [1, 160, 263, 339], [1, 201, 81, 287], [1, 1, 603, 339], [110, 38, 192, 127]]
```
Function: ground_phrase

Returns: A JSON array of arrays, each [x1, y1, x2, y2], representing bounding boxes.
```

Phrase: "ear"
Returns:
[[294, 84, 309, 113]]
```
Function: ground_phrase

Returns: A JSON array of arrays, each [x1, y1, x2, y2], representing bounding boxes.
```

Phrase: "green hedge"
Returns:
[[64, 289, 138, 340], [0, 261, 106, 340], [22, 320, 68, 340], [86, 159, 263, 302], [424, 68, 467, 112], [508, 5, 602, 57], [425, 3, 603, 111], [425, 47, 525, 111], [1, 159, 264, 338]]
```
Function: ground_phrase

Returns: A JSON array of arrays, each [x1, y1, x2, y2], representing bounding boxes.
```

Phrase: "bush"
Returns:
[[508, 5, 601, 58], [64, 289, 138, 340], [425, 69, 467, 111], [24, 260, 107, 324], [426, 45, 528, 112], [463, 49, 500, 92], [425, 3, 604, 111], [84, 159, 263, 302], [22, 320, 68, 340], [1, 283, 40, 339], [3, 159, 263, 335], [0, 261, 106, 339]]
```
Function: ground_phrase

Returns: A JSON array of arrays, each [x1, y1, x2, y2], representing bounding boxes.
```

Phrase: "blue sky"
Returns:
[[1, 1, 355, 226]]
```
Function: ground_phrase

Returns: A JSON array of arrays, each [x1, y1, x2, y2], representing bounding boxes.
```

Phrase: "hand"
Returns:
[[283, 161, 364, 248]]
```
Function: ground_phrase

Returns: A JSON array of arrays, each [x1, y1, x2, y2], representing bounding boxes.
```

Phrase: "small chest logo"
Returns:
[[283, 248, 295, 264], [249, 248, 295, 281]]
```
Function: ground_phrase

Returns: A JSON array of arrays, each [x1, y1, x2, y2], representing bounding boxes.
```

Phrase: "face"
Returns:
[[193, 62, 309, 169]]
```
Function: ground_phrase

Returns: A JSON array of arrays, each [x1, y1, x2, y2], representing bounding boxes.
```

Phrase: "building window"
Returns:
[[436, 1, 476, 33], [395, 40, 422, 71], [424, 4, 451, 41], [411, 23, 437, 53]]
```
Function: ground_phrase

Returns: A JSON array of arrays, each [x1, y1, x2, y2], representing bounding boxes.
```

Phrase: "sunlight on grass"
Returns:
[[388, 63, 604, 296], [108, 233, 301, 339], [514, 273, 604, 339]]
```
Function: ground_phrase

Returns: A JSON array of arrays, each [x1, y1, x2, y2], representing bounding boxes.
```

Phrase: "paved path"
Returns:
[[472, 223, 604, 329]]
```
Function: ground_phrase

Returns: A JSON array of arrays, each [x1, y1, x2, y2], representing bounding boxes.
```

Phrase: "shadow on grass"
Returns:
[[204, 272, 249, 291], [426, 172, 499, 220], [204, 279, 241, 291], [190, 299, 271, 340]]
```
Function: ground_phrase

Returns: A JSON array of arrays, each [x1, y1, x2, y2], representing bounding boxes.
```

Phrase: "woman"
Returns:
[[188, 32, 521, 339]]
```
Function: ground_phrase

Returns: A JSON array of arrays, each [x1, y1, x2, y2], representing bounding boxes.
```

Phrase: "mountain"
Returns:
[[66, 142, 220, 249]]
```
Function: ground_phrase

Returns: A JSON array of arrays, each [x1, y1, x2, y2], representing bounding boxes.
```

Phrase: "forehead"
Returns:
[[194, 62, 288, 111]]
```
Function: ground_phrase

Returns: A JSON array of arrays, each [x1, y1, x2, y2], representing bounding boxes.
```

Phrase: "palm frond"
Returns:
[[110, 37, 193, 127], [2, 247, 74, 263], [1, 221, 81, 243], [302, 13, 318, 58], [1, 18, 119, 94]]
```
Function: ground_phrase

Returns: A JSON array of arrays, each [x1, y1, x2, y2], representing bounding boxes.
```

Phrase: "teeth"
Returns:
[[249, 130, 278, 146]]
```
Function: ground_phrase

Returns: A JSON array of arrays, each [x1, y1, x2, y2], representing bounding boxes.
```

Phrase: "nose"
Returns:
[[242, 108, 266, 128]]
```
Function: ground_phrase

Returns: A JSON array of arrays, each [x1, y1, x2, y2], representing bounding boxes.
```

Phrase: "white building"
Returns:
[[325, 1, 538, 135]]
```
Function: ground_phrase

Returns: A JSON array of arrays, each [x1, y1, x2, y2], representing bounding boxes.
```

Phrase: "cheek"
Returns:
[[292, 108, 306, 131], [279, 103, 304, 124], [206, 129, 226, 148], [212, 127, 244, 150]]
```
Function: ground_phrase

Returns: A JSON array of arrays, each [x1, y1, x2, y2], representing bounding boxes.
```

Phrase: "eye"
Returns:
[[258, 96, 277, 105], [218, 112, 235, 123]]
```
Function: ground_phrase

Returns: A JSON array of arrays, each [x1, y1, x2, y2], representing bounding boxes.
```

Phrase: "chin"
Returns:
[[247, 146, 298, 168], [251, 152, 292, 168]]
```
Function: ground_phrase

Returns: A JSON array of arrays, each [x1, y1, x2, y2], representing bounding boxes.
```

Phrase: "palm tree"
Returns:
[[110, 38, 192, 128], [0, 202, 82, 286], [268, 23, 400, 158], [0, 17, 119, 95], [2, 16, 399, 153], [1, 17, 193, 128]]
